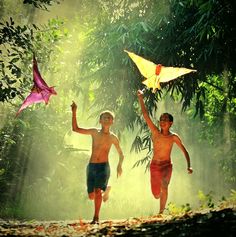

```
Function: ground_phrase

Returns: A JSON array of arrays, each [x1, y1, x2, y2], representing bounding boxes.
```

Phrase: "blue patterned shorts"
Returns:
[[86, 162, 110, 193]]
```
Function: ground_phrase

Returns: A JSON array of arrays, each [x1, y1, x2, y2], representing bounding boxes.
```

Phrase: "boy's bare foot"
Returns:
[[153, 213, 164, 219], [103, 186, 111, 202], [90, 216, 99, 224]]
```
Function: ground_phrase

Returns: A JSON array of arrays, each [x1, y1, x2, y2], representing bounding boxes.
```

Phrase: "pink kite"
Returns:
[[16, 57, 57, 116]]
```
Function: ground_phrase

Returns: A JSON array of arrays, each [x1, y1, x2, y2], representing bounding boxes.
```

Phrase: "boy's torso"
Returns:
[[151, 130, 175, 162], [90, 129, 114, 163]]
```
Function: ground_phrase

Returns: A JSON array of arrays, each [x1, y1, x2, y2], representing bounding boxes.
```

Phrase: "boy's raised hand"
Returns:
[[71, 101, 77, 112], [137, 89, 144, 97]]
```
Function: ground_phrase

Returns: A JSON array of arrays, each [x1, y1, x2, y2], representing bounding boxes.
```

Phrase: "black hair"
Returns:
[[160, 113, 173, 122]]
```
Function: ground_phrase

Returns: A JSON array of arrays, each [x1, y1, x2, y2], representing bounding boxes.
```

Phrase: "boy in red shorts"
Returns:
[[71, 101, 124, 224], [137, 90, 193, 214]]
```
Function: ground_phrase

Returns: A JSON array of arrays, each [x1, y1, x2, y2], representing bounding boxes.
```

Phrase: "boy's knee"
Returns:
[[154, 194, 160, 199], [88, 192, 95, 200], [161, 185, 168, 194], [95, 188, 101, 193], [94, 188, 102, 197], [152, 189, 161, 199], [161, 180, 169, 189]]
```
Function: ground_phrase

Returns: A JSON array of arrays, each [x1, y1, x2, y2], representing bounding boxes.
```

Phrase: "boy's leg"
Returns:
[[100, 163, 111, 202], [90, 163, 110, 223], [159, 164, 172, 214], [91, 188, 102, 224], [159, 186, 168, 214], [102, 186, 111, 202]]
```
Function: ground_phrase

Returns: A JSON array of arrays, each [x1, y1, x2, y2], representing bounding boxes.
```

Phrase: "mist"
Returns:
[[18, 98, 229, 220], [0, 0, 234, 221]]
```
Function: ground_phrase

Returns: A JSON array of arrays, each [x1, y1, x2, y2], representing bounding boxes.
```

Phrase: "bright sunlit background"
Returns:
[[0, 0, 234, 221]]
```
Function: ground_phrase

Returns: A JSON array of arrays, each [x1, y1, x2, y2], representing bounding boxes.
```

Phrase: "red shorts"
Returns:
[[150, 160, 172, 198]]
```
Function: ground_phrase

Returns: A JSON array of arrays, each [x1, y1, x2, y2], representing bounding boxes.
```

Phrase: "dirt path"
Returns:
[[0, 207, 235, 236]]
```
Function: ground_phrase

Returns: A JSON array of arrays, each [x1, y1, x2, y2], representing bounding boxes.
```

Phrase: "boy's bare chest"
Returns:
[[152, 134, 174, 147], [93, 133, 113, 147]]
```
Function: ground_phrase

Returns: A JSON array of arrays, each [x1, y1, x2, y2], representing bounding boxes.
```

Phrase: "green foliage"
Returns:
[[0, 0, 64, 103], [167, 189, 236, 216], [0, 102, 88, 219], [167, 202, 192, 215], [0, 10, 68, 215], [19, 150, 89, 219], [198, 190, 215, 209], [76, 1, 166, 133], [23, 0, 60, 10], [131, 130, 152, 153], [195, 73, 236, 142], [131, 130, 152, 172], [72, 0, 236, 185], [77, 0, 236, 123], [0, 17, 66, 102], [0, 18, 35, 102], [186, 73, 236, 183], [0, 203, 25, 219], [229, 189, 236, 202], [132, 155, 151, 173]]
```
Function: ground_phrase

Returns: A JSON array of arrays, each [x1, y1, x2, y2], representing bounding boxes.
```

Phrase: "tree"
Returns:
[[0, 0, 61, 102], [0, 0, 70, 218], [23, 0, 60, 10], [75, 0, 236, 182]]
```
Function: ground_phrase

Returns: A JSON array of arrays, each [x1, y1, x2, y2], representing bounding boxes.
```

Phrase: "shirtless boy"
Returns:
[[137, 90, 193, 214], [71, 101, 124, 224]]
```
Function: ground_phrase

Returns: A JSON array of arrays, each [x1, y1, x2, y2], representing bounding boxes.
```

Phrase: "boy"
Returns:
[[71, 101, 124, 224], [137, 90, 193, 214]]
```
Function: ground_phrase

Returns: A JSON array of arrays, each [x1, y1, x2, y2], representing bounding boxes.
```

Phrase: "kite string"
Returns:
[[141, 87, 147, 93]]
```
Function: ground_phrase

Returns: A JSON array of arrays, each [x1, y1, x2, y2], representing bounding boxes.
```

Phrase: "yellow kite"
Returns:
[[125, 50, 197, 92]]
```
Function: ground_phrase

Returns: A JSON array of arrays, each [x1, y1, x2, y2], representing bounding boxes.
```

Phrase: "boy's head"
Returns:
[[99, 110, 115, 126], [160, 113, 173, 122], [99, 110, 115, 120], [159, 113, 173, 130]]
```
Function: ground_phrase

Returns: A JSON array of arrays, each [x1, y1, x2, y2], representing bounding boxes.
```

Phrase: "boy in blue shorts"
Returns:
[[71, 101, 124, 224]]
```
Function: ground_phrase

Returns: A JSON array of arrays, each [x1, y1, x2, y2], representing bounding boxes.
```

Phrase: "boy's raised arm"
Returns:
[[137, 90, 159, 132], [71, 101, 95, 135]]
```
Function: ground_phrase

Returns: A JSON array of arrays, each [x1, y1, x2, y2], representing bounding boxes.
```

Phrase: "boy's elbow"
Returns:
[[72, 126, 78, 132]]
